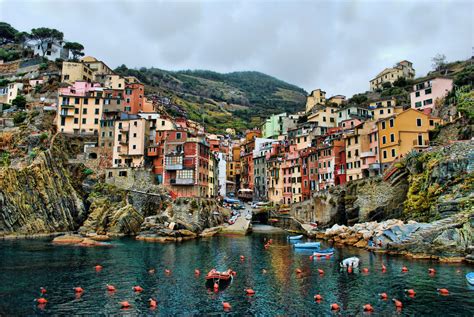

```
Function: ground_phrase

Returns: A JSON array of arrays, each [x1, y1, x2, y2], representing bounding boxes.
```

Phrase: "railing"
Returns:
[[165, 155, 183, 170], [170, 178, 194, 185], [361, 151, 375, 158], [413, 140, 429, 146], [369, 163, 380, 170]]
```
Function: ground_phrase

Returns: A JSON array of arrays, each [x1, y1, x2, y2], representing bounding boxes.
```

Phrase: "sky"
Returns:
[[1, 0, 473, 97]]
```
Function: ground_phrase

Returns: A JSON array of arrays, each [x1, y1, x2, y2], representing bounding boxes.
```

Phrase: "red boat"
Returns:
[[205, 269, 235, 290]]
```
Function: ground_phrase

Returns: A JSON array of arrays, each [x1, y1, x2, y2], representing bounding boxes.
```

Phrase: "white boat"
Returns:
[[294, 242, 321, 249], [340, 257, 360, 268], [467, 272, 474, 285], [288, 235, 303, 240]]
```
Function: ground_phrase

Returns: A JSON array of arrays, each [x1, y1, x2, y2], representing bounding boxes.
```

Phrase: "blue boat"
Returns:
[[466, 272, 474, 285], [293, 242, 321, 249], [287, 235, 303, 240], [313, 248, 335, 256]]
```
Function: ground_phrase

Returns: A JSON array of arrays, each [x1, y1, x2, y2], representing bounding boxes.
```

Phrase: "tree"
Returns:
[[64, 41, 84, 60], [432, 53, 447, 73], [11, 95, 27, 109], [382, 81, 392, 89], [0, 22, 18, 43], [30, 27, 64, 57]]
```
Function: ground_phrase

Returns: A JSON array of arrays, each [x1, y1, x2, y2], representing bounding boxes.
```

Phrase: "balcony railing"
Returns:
[[165, 155, 183, 170], [413, 140, 429, 147], [360, 151, 375, 158], [170, 178, 194, 185], [369, 163, 380, 170]]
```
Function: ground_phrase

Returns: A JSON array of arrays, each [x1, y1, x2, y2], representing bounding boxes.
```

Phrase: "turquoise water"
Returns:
[[0, 232, 473, 316]]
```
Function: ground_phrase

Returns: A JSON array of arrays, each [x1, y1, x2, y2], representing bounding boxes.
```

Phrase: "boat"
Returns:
[[466, 272, 474, 285], [293, 242, 321, 249], [287, 235, 303, 240], [205, 269, 235, 290], [313, 248, 335, 256], [340, 256, 360, 268]]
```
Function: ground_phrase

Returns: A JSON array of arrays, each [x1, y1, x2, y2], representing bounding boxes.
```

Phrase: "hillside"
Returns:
[[114, 66, 307, 134]]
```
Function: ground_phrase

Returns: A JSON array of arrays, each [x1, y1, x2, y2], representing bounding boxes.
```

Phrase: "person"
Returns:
[[368, 236, 374, 247]]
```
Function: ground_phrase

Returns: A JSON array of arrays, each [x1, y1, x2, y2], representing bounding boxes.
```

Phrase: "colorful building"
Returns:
[[305, 89, 326, 113], [410, 77, 453, 111], [370, 60, 415, 91]]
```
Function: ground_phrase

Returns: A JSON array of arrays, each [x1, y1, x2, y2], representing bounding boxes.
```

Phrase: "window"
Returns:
[[74, 108, 79, 114], [389, 119, 394, 127], [423, 99, 433, 105], [383, 150, 387, 159], [391, 149, 396, 157], [94, 119, 98, 124], [176, 132, 182, 140], [132, 145, 136, 150], [347, 151, 351, 158], [75, 98, 80, 104], [415, 91, 420, 97], [429, 119, 434, 126], [330, 117, 334, 123], [133, 133, 137, 138], [83, 108, 87, 114], [416, 118, 422, 127], [382, 136, 386, 144], [388, 108, 391, 114], [118, 171, 127, 177], [425, 88, 432, 94], [95, 98, 100, 105], [82, 118, 86, 124], [381, 121, 386, 129], [74, 118, 78, 124], [84, 98, 88, 105], [390, 134, 395, 142], [415, 101, 422, 108], [380, 109, 384, 115]]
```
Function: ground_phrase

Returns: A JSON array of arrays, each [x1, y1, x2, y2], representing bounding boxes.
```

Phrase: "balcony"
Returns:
[[147, 146, 160, 157], [413, 140, 429, 147], [174, 178, 194, 185], [61, 103, 74, 108], [360, 151, 376, 158], [119, 125, 129, 132], [60, 110, 74, 117], [369, 163, 380, 170], [165, 155, 183, 170]]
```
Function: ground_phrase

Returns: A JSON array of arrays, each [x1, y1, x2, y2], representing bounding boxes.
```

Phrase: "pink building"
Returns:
[[410, 77, 453, 111]]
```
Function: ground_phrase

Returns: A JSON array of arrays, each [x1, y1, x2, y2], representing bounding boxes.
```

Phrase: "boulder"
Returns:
[[52, 234, 84, 244]]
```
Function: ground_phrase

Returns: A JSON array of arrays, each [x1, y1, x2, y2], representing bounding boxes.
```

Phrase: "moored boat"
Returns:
[[293, 242, 321, 249], [205, 269, 235, 290], [466, 272, 474, 285], [313, 248, 335, 256], [340, 256, 360, 268], [288, 235, 303, 240]]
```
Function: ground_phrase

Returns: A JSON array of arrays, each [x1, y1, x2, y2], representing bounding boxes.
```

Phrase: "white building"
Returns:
[[33, 40, 69, 61], [217, 152, 227, 197]]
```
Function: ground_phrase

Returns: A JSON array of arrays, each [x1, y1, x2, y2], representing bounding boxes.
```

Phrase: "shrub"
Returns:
[[38, 63, 48, 71], [1, 151, 10, 167], [83, 168, 94, 176], [39, 132, 48, 142], [13, 112, 27, 125]]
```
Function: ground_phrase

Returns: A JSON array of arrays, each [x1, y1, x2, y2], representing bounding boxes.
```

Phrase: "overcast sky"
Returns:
[[1, 0, 472, 97]]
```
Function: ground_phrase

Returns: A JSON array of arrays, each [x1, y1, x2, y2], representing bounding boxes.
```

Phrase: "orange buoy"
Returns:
[[120, 301, 130, 308], [401, 266, 409, 272], [223, 302, 231, 310], [382, 264, 387, 273], [264, 244, 270, 250], [347, 266, 353, 274], [363, 304, 374, 312], [245, 288, 255, 295], [148, 268, 155, 274], [316, 254, 321, 258], [295, 268, 302, 274], [213, 283, 219, 292], [40, 287, 47, 294], [195, 269, 200, 275], [314, 294, 323, 301], [133, 285, 143, 292], [149, 298, 157, 308], [318, 269, 324, 275], [325, 255, 331, 259], [428, 268, 436, 274], [362, 268, 369, 273], [309, 255, 314, 260], [74, 287, 84, 293], [379, 292, 388, 300], [330, 303, 340, 311], [406, 289, 416, 297], [95, 265, 103, 271], [240, 255, 245, 261], [438, 288, 449, 295], [269, 239, 273, 244], [393, 299, 403, 309], [36, 298, 48, 305], [231, 270, 237, 277], [106, 284, 116, 292], [165, 269, 171, 275]]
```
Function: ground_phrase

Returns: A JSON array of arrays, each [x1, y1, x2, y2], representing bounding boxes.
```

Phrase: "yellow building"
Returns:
[[103, 74, 125, 90], [377, 108, 440, 169], [81, 56, 114, 76], [305, 89, 326, 113], [370, 60, 415, 91], [61, 62, 94, 84], [112, 118, 149, 168], [328, 95, 346, 106], [267, 158, 284, 204], [57, 82, 103, 135], [307, 105, 338, 132], [6, 82, 23, 104]]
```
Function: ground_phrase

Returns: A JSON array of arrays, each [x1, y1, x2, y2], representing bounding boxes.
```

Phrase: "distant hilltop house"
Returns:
[[410, 77, 453, 112], [370, 60, 415, 91], [305, 89, 326, 113], [32, 39, 69, 61]]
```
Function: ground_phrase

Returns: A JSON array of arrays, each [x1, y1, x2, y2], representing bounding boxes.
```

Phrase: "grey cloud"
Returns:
[[0, 0, 472, 97]]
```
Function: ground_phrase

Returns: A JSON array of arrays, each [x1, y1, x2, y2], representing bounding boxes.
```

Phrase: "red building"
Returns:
[[123, 81, 144, 114]]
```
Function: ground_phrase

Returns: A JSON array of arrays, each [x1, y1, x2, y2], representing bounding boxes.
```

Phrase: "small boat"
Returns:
[[294, 242, 321, 249], [205, 269, 234, 290], [340, 256, 360, 268], [313, 248, 335, 256], [466, 272, 474, 285], [288, 235, 303, 240]]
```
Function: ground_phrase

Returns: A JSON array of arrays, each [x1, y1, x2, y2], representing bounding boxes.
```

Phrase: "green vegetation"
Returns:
[[1, 151, 10, 167], [12, 95, 27, 109], [83, 168, 94, 176], [114, 65, 306, 133], [455, 86, 474, 120], [30, 27, 64, 57], [39, 132, 48, 142], [13, 112, 27, 125], [64, 42, 84, 60]]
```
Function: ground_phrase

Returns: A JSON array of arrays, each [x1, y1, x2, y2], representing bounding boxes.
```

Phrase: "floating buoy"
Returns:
[[438, 288, 449, 295], [406, 289, 416, 297], [325, 255, 331, 259], [309, 255, 314, 260], [133, 286, 143, 292], [268, 239, 273, 244], [95, 265, 103, 271], [295, 268, 302, 274], [379, 292, 388, 300], [195, 269, 200, 275], [149, 298, 157, 308], [120, 301, 130, 308], [393, 299, 403, 309], [223, 302, 231, 310], [106, 284, 116, 292], [213, 283, 219, 292], [363, 304, 374, 312], [318, 269, 324, 275], [314, 294, 323, 301], [330, 303, 340, 311], [362, 268, 369, 273], [347, 266, 353, 274], [165, 269, 171, 275], [36, 298, 48, 305], [262, 269, 267, 274], [382, 264, 387, 273], [264, 244, 270, 250], [401, 266, 409, 273], [240, 255, 245, 261], [245, 288, 255, 295], [428, 268, 436, 275], [74, 287, 84, 293], [148, 268, 155, 274], [40, 287, 47, 294]]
